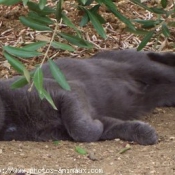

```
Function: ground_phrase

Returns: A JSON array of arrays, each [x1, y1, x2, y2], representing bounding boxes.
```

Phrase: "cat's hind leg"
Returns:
[[99, 117, 157, 145]]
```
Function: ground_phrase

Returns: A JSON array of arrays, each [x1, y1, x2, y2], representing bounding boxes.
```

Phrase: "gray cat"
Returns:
[[0, 49, 175, 145]]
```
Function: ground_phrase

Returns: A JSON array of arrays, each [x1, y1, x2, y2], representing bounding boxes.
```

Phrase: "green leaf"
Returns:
[[133, 19, 163, 28], [80, 13, 89, 27], [162, 23, 170, 37], [167, 21, 175, 27], [22, 0, 29, 6], [150, 7, 167, 14], [137, 30, 154, 51], [33, 67, 44, 94], [59, 33, 93, 48], [56, 0, 63, 22], [39, 0, 47, 10], [53, 140, 60, 145], [19, 16, 52, 31], [23, 67, 30, 83], [91, 4, 100, 11], [167, 9, 175, 17], [11, 71, 35, 89], [42, 89, 58, 110], [62, 13, 81, 35], [118, 144, 131, 154], [91, 12, 105, 25], [28, 12, 54, 25], [103, 0, 135, 31], [27, 1, 55, 16], [75, 146, 87, 155], [4, 51, 31, 83], [48, 59, 71, 91], [4, 52, 25, 74], [11, 76, 28, 89], [126, 27, 149, 35], [78, 0, 87, 5], [51, 41, 75, 51], [80, 5, 105, 27], [3, 46, 42, 58], [85, 10, 106, 39], [38, 91, 45, 100], [0, 0, 21, 5], [161, 0, 168, 8], [84, 0, 94, 5], [95, 0, 103, 4], [131, 0, 167, 14], [89, 5, 105, 24], [78, 0, 94, 6], [130, 0, 153, 12], [23, 41, 47, 51]]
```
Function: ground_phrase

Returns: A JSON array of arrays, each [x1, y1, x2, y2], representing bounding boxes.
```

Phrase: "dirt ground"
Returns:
[[0, 1, 175, 175], [0, 108, 175, 175]]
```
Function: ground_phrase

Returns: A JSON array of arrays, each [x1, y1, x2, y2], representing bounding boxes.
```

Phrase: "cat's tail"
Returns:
[[148, 52, 175, 67]]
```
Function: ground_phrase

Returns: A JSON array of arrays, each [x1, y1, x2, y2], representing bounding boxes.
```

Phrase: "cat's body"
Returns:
[[0, 49, 175, 145]]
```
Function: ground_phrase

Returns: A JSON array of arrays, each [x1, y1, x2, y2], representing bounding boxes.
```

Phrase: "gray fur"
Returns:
[[0, 49, 175, 145]]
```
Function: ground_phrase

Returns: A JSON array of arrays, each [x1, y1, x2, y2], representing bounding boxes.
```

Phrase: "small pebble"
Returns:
[[109, 162, 114, 165], [170, 136, 175, 140], [88, 151, 98, 161]]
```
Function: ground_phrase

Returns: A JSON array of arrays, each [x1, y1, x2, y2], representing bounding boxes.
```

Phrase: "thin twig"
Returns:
[[40, 22, 59, 67], [28, 22, 59, 92]]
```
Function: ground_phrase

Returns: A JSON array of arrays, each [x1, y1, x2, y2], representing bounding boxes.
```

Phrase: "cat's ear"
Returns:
[[148, 52, 175, 67]]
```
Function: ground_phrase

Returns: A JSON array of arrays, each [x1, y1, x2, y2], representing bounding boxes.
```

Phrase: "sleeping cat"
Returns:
[[0, 49, 175, 145]]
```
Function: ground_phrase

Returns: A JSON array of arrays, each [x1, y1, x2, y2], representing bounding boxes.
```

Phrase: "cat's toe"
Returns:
[[132, 121, 158, 145]]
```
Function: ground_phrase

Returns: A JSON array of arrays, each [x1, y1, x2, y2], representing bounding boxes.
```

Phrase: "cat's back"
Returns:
[[42, 57, 131, 81]]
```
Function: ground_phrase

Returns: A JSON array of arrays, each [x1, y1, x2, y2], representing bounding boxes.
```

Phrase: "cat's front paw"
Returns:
[[131, 121, 158, 145]]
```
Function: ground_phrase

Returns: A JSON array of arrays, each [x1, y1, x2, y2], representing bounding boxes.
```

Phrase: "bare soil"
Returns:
[[0, 1, 175, 175], [0, 109, 175, 175]]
